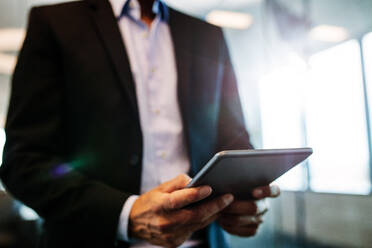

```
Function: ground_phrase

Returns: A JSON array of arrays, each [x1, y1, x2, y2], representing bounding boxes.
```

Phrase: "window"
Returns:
[[307, 40, 370, 194], [363, 32, 372, 139], [259, 40, 372, 194]]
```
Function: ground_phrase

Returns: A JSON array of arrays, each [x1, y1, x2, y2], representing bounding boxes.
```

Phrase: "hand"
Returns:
[[129, 174, 234, 247], [217, 185, 280, 237]]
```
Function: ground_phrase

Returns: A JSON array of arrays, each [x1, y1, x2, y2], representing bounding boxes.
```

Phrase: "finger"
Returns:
[[194, 213, 220, 231], [223, 201, 257, 215], [191, 194, 234, 222], [220, 225, 259, 237], [169, 210, 220, 235], [158, 174, 192, 193], [164, 186, 212, 210], [218, 214, 263, 227], [252, 185, 280, 199], [223, 199, 268, 215]]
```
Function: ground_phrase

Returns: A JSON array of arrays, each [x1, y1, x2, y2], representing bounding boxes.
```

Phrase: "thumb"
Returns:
[[158, 174, 192, 193]]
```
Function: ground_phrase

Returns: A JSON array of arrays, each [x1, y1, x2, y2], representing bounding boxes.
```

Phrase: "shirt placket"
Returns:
[[127, 3, 160, 191], [147, 19, 170, 186]]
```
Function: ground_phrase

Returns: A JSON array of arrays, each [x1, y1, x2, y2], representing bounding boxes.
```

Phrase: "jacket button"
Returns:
[[129, 154, 139, 166]]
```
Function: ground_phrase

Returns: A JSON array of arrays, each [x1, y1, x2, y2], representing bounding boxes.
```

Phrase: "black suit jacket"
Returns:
[[0, 0, 252, 247]]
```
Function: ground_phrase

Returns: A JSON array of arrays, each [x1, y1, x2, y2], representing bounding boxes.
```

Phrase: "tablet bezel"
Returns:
[[186, 148, 313, 189]]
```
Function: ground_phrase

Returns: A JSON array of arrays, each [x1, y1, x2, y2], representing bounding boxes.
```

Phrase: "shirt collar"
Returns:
[[112, 0, 169, 22]]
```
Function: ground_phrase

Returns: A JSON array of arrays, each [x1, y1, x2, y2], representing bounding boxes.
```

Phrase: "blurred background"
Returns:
[[0, 0, 372, 247]]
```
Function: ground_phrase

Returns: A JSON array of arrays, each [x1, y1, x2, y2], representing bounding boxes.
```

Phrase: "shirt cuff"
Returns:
[[117, 195, 139, 242]]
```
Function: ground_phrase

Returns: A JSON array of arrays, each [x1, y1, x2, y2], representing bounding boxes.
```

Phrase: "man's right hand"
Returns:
[[128, 174, 234, 247]]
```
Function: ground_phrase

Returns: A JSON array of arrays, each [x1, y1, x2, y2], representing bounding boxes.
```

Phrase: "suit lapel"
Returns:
[[169, 9, 192, 117], [86, 0, 139, 115], [169, 9, 199, 175]]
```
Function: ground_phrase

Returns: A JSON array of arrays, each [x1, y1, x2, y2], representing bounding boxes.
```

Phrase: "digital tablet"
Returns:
[[186, 148, 313, 200]]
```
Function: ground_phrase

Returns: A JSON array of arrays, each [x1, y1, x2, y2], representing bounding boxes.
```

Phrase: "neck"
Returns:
[[138, 0, 156, 26]]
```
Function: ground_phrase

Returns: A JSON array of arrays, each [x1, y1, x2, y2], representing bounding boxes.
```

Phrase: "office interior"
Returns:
[[0, 0, 371, 247]]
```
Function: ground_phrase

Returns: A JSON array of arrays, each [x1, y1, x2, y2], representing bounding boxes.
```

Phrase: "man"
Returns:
[[0, 0, 280, 247]]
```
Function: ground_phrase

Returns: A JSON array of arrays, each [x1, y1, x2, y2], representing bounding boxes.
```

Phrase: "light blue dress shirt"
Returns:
[[108, 0, 194, 246]]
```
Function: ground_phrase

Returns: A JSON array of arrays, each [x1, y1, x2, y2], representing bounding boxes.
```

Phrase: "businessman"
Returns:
[[0, 0, 280, 247]]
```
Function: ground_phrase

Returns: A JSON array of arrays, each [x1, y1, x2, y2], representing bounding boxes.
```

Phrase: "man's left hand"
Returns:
[[217, 185, 280, 237]]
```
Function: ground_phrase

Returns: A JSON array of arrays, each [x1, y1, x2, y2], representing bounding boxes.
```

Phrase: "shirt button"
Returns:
[[129, 154, 139, 166], [156, 151, 167, 159], [154, 109, 160, 115]]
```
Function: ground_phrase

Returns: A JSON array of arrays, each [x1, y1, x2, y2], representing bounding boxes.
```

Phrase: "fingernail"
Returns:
[[223, 194, 234, 205], [253, 189, 263, 198], [245, 216, 262, 224], [255, 216, 264, 224], [271, 185, 280, 196], [199, 186, 212, 198], [257, 200, 268, 214]]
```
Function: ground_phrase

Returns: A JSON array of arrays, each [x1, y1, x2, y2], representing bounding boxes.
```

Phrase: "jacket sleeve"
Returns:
[[217, 32, 254, 151], [0, 7, 128, 245]]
